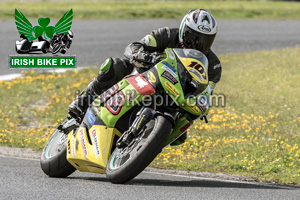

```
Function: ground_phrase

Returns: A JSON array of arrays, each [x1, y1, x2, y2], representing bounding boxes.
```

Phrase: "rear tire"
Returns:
[[40, 122, 76, 178], [106, 115, 172, 184]]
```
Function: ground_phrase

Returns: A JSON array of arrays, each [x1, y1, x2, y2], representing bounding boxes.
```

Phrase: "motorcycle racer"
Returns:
[[68, 9, 222, 145], [50, 30, 73, 54]]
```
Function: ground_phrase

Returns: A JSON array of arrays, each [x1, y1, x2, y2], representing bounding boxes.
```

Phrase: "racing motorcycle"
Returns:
[[50, 33, 72, 54], [40, 48, 211, 184]]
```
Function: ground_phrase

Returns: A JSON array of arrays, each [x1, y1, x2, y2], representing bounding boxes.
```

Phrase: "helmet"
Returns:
[[67, 30, 74, 40], [179, 9, 217, 54]]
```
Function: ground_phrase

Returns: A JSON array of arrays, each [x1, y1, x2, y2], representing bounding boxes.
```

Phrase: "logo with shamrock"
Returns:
[[15, 8, 73, 41]]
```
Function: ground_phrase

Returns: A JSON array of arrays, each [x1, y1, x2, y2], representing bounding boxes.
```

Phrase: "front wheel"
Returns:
[[51, 43, 62, 54], [40, 119, 76, 178], [106, 115, 173, 184]]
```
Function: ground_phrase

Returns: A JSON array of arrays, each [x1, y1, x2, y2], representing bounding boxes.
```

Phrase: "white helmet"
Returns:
[[179, 9, 217, 54]]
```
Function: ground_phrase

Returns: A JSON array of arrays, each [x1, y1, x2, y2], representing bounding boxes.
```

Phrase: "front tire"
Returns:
[[51, 43, 62, 54], [106, 115, 172, 184], [40, 122, 76, 178]]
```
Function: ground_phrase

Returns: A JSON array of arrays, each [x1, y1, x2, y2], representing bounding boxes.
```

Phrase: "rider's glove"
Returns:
[[131, 51, 160, 68]]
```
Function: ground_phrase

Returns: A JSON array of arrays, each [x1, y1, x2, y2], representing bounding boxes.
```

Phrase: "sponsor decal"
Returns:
[[136, 115, 145, 131], [198, 25, 211, 33], [87, 107, 96, 126], [161, 71, 178, 85], [106, 91, 125, 115], [187, 103, 200, 113], [79, 129, 87, 158], [164, 81, 180, 96], [72, 136, 76, 158], [213, 63, 221, 69], [165, 49, 175, 60], [67, 139, 71, 155], [126, 74, 155, 96], [189, 69, 203, 81], [162, 65, 178, 79], [100, 84, 119, 103], [91, 128, 100, 158], [147, 71, 156, 84], [162, 61, 177, 74], [135, 76, 148, 89]]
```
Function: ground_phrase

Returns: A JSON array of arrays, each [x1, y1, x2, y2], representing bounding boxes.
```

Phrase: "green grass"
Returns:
[[1, 47, 300, 184], [2, 1, 300, 20]]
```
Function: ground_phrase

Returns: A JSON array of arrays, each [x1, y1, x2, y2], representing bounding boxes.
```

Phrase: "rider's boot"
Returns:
[[68, 77, 103, 118], [68, 58, 120, 118]]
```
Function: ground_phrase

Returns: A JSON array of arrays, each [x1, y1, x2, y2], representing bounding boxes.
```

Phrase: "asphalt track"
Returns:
[[1, 19, 300, 77], [0, 156, 299, 200], [1, 20, 300, 199]]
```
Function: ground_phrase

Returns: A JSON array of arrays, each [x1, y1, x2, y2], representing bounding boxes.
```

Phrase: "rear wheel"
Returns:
[[106, 115, 172, 184], [40, 119, 76, 178], [61, 49, 66, 54]]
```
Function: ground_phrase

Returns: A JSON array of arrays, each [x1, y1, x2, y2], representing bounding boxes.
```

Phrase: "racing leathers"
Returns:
[[68, 27, 222, 145], [125, 27, 222, 91]]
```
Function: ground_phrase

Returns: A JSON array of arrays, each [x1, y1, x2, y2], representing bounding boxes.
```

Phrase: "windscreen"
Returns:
[[173, 48, 209, 98]]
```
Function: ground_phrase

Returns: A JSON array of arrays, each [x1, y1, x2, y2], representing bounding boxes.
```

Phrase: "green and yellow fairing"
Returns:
[[67, 125, 122, 174], [157, 48, 210, 117]]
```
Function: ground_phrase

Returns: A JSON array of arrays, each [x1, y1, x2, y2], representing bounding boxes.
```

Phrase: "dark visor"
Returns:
[[183, 26, 216, 54]]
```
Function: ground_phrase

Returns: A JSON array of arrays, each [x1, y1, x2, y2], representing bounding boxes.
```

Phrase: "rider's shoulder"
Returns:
[[206, 49, 221, 68], [206, 49, 220, 61], [153, 27, 178, 37]]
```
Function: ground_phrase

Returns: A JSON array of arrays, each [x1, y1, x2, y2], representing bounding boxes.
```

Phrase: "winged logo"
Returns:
[[15, 9, 73, 41]]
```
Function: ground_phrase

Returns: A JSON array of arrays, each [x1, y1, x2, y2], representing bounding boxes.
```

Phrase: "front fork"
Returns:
[[128, 107, 193, 147], [116, 107, 195, 148], [116, 107, 156, 148]]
